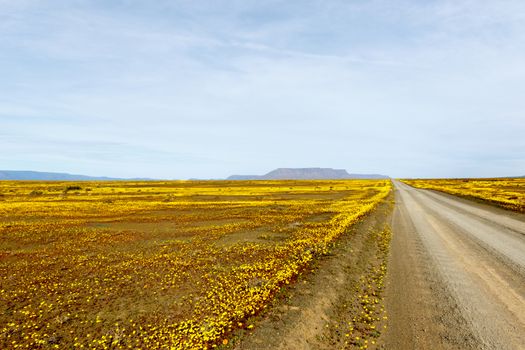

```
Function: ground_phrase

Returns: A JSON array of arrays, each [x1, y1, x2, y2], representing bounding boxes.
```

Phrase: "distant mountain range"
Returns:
[[227, 168, 389, 180], [0, 170, 152, 181], [2, 169, 521, 181], [1, 168, 390, 181]]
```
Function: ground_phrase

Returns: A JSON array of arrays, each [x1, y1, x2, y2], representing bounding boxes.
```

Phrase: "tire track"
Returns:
[[386, 181, 525, 349]]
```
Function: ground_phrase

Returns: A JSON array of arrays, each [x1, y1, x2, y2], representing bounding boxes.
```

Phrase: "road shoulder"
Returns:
[[231, 192, 394, 349]]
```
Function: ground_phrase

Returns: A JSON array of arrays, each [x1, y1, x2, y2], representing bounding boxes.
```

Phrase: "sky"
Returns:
[[1, 0, 524, 179]]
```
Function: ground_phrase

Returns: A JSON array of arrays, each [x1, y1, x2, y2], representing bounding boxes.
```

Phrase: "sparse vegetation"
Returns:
[[401, 178, 525, 212], [345, 226, 391, 348], [0, 180, 390, 349], [64, 185, 82, 193]]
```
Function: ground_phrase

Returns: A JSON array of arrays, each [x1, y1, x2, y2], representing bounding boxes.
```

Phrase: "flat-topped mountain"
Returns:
[[227, 168, 389, 180]]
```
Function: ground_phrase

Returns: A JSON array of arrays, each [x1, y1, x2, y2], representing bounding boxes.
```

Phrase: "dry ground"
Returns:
[[385, 181, 525, 349], [230, 181, 525, 350], [0, 180, 389, 349], [231, 192, 394, 349]]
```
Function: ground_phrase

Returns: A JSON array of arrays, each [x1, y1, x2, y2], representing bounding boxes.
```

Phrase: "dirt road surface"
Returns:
[[385, 180, 525, 349]]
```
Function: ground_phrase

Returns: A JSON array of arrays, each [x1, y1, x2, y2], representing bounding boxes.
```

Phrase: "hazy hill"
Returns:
[[227, 168, 389, 180], [1, 169, 391, 181], [0, 170, 152, 181]]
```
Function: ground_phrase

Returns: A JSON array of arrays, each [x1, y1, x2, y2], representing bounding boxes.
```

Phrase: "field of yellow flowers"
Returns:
[[401, 178, 525, 213], [0, 179, 390, 349]]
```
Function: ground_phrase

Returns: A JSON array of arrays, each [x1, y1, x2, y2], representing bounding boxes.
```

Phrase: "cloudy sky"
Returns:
[[1, 0, 524, 179]]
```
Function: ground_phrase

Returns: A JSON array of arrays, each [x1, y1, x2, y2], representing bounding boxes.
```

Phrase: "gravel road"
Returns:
[[385, 180, 525, 349]]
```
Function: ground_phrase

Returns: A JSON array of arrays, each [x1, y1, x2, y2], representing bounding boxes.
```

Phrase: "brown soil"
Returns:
[[229, 193, 394, 349], [228, 182, 525, 350], [215, 226, 284, 247]]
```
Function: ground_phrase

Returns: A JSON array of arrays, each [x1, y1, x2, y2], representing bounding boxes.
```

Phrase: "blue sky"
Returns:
[[1, 0, 524, 179]]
